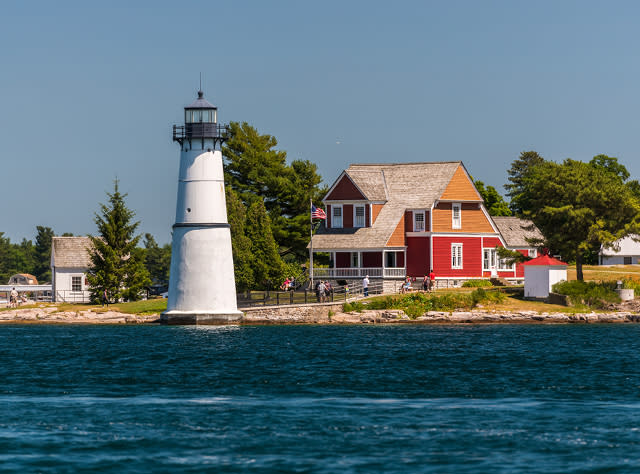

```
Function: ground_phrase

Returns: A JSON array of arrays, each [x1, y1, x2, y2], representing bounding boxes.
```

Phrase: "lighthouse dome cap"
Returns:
[[186, 90, 217, 109]]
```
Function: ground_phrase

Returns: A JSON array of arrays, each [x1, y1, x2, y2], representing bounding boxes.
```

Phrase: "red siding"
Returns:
[[344, 205, 353, 228], [365, 204, 370, 227], [406, 237, 430, 277], [335, 252, 350, 268], [516, 249, 528, 277], [397, 252, 405, 268], [362, 252, 382, 268], [405, 211, 413, 233], [483, 237, 502, 248], [425, 211, 430, 232], [326, 175, 366, 200], [326, 205, 331, 228], [432, 236, 482, 277]]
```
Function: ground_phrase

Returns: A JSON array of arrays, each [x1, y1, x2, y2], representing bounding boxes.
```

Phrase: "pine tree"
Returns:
[[87, 180, 151, 302], [226, 187, 254, 291], [143, 233, 171, 285], [34, 226, 54, 283], [245, 199, 285, 289]]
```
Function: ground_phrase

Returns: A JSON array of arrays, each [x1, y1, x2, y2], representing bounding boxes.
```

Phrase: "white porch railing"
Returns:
[[55, 290, 92, 303], [312, 267, 406, 279]]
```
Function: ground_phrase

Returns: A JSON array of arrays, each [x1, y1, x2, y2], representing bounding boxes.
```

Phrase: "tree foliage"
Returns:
[[245, 199, 285, 289], [223, 121, 326, 260], [226, 187, 255, 292], [516, 156, 640, 280], [86, 180, 151, 302], [505, 151, 545, 215], [474, 180, 512, 216], [143, 233, 171, 285]]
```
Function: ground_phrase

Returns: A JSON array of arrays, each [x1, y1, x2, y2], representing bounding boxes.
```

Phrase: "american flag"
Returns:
[[311, 203, 327, 219]]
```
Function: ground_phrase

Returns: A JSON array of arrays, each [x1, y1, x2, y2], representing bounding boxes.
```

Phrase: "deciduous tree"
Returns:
[[474, 180, 512, 216]]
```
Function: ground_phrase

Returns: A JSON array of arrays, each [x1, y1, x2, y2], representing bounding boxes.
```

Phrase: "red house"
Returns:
[[310, 161, 541, 292]]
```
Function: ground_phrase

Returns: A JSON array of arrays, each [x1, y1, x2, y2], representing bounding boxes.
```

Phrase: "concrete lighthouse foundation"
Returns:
[[161, 92, 243, 325]]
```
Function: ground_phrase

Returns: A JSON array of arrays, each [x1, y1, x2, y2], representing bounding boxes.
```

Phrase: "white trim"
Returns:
[[313, 247, 406, 253], [354, 204, 366, 228], [451, 243, 463, 269], [429, 203, 434, 270], [430, 232, 502, 238], [413, 210, 426, 232], [324, 199, 370, 204], [452, 202, 462, 229], [323, 171, 369, 202], [331, 204, 343, 228]]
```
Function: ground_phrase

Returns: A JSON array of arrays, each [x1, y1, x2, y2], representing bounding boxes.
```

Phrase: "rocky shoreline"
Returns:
[[2, 305, 640, 325]]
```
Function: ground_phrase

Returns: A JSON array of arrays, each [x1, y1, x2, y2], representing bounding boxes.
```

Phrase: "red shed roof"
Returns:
[[522, 255, 568, 266]]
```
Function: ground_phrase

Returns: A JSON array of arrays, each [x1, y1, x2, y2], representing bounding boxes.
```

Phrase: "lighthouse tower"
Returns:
[[161, 91, 243, 325]]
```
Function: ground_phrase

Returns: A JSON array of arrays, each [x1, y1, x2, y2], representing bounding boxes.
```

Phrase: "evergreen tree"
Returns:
[[245, 199, 285, 289], [474, 180, 512, 216], [223, 122, 326, 260], [143, 233, 171, 285], [226, 187, 254, 291], [86, 180, 151, 302], [520, 158, 640, 280], [505, 151, 545, 215], [34, 226, 54, 283]]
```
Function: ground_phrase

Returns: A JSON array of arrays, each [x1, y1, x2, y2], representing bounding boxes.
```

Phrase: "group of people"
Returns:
[[315, 280, 333, 302], [399, 270, 436, 294], [280, 277, 296, 292], [7, 287, 26, 308]]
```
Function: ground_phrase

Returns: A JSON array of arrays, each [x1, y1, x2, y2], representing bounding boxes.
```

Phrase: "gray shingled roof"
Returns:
[[313, 162, 462, 249], [51, 237, 94, 268], [492, 217, 543, 248], [186, 91, 217, 109]]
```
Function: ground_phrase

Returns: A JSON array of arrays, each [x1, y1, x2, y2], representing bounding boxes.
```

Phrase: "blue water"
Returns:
[[2, 325, 640, 472]]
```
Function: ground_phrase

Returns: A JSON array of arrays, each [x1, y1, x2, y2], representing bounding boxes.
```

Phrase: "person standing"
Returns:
[[429, 269, 436, 292], [10, 287, 18, 308], [102, 289, 109, 308], [423, 274, 430, 292], [363, 275, 369, 297]]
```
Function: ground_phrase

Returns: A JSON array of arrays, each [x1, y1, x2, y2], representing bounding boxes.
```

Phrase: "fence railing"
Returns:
[[55, 290, 91, 303], [312, 267, 406, 279], [236, 280, 384, 308]]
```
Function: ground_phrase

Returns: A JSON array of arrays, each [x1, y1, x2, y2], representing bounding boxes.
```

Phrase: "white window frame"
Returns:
[[332, 205, 343, 228], [413, 210, 426, 232], [385, 251, 397, 268], [452, 203, 462, 229], [354, 205, 365, 228], [71, 275, 82, 292], [452, 243, 463, 269], [483, 248, 496, 271]]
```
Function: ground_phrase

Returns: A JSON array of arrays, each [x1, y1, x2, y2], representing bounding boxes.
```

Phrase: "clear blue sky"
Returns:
[[3, 0, 640, 244]]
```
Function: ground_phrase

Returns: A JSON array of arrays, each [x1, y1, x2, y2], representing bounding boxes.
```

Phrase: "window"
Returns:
[[351, 252, 359, 268], [71, 276, 82, 292], [332, 205, 343, 228], [484, 248, 514, 271], [355, 205, 365, 228], [452, 243, 463, 269], [452, 203, 461, 229], [624, 256, 633, 265], [529, 249, 537, 258], [414, 211, 425, 232], [386, 251, 397, 268], [483, 248, 496, 271]]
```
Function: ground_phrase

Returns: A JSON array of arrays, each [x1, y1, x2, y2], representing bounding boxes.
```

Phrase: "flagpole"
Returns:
[[309, 198, 314, 291]]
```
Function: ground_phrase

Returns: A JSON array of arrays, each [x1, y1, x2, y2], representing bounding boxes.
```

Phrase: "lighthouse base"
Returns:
[[160, 310, 244, 325]]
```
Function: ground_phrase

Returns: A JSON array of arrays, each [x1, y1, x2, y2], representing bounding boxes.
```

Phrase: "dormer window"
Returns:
[[414, 211, 425, 232], [332, 205, 343, 228], [452, 203, 461, 229], [354, 205, 365, 228]]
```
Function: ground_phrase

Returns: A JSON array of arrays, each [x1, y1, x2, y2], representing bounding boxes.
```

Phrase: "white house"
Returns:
[[599, 235, 640, 265], [523, 254, 568, 299], [51, 236, 93, 303]]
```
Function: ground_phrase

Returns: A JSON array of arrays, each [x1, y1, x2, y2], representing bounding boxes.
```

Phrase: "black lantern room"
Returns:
[[173, 90, 229, 148]]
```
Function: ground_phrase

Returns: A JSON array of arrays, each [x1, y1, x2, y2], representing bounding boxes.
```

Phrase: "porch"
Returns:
[[312, 249, 407, 280]]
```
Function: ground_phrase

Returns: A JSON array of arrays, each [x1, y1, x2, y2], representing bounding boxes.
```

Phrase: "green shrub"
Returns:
[[552, 280, 619, 308], [622, 279, 640, 292], [462, 279, 493, 288]]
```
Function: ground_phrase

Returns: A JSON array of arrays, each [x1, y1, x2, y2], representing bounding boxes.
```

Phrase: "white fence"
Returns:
[[312, 267, 406, 279]]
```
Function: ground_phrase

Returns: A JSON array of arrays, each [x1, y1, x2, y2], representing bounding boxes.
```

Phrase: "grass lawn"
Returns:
[[1, 298, 168, 315]]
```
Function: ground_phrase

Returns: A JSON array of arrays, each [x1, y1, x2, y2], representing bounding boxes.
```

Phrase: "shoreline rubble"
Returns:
[[2, 305, 640, 325]]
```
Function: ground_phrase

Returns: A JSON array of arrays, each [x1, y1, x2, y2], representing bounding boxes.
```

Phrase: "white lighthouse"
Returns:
[[161, 91, 243, 325]]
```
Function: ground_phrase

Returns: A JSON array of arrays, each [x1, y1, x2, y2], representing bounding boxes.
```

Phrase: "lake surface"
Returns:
[[2, 324, 640, 472]]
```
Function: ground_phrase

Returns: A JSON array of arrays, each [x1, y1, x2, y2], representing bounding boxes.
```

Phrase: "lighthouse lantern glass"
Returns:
[[185, 109, 215, 124]]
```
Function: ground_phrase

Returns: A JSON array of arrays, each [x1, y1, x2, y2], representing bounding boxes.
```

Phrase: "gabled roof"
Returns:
[[492, 217, 543, 248], [313, 161, 464, 249], [600, 235, 640, 256], [51, 236, 93, 268], [522, 255, 567, 266]]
